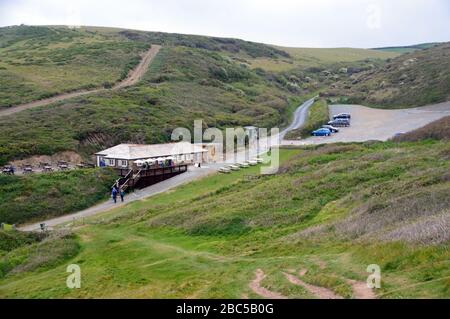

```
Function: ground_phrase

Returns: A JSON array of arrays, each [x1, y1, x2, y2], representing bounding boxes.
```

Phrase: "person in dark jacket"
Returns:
[[120, 188, 125, 202], [112, 186, 118, 203]]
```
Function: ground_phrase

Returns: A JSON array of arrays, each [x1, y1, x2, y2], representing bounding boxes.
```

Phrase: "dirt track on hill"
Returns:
[[0, 45, 161, 118], [249, 269, 287, 299]]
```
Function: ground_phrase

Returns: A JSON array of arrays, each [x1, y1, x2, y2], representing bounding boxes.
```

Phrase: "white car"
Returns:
[[321, 125, 340, 133]]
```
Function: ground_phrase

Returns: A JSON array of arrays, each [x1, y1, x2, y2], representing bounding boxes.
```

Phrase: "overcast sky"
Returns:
[[0, 0, 449, 48]]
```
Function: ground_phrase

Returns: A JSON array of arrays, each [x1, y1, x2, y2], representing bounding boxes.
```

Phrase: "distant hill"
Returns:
[[247, 46, 399, 72], [329, 42, 450, 108], [373, 42, 442, 54]]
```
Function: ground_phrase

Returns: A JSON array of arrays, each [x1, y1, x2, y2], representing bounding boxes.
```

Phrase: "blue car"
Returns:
[[311, 128, 331, 136]]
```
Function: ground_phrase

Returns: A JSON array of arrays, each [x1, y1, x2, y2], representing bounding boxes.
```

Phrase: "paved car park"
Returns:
[[283, 101, 450, 145]]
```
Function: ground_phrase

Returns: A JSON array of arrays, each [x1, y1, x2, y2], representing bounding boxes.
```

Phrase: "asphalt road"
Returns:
[[279, 97, 316, 141]]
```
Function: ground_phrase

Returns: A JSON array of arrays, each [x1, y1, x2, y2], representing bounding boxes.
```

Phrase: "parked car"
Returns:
[[333, 113, 351, 120], [322, 125, 340, 133], [328, 119, 350, 127], [312, 128, 332, 136]]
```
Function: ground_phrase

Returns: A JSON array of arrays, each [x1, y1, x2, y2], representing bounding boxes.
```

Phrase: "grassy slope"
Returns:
[[284, 99, 329, 139], [374, 43, 441, 54], [1, 142, 448, 298], [0, 168, 117, 224], [0, 25, 149, 107], [331, 42, 450, 108], [247, 47, 399, 72], [392, 116, 450, 142], [0, 45, 297, 165]]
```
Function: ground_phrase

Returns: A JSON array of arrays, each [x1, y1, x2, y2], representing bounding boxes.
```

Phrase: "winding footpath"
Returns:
[[0, 45, 161, 118]]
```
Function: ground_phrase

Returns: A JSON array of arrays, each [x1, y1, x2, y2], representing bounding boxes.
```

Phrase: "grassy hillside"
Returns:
[[0, 25, 296, 109], [374, 43, 441, 54], [328, 42, 450, 108], [1, 140, 448, 298], [247, 47, 399, 72], [0, 25, 150, 107], [392, 116, 450, 142], [0, 168, 117, 225], [0, 44, 301, 165]]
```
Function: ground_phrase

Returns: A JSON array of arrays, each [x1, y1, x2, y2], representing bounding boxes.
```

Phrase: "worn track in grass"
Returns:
[[0, 45, 161, 118]]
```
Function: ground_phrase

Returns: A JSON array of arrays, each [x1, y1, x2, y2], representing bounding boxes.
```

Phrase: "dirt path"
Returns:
[[249, 269, 287, 299], [345, 279, 376, 299], [283, 272, 343, 299], [0, 45, 161, 118], [113, 44, 161, 89]]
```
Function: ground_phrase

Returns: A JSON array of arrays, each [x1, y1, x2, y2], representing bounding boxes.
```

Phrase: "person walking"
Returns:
[[120, 188, 125, 202], [112, 186, 118, 204]]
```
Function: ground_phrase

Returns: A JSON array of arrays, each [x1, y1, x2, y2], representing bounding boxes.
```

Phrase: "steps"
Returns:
[[111, 169, 143, 192]]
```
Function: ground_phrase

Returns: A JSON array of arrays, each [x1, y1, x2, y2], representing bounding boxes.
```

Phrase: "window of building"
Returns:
[[106, 159, 115, 167], [119, 160, 128, 167]]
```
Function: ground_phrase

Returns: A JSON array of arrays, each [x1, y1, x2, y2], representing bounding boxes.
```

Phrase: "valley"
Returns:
[[0, 24, 449, 300]]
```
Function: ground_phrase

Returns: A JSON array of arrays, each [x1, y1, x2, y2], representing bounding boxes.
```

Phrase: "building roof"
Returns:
[[95, 142, 206, 160]]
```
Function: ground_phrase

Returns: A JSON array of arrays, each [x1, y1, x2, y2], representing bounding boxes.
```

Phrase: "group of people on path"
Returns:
[[111, 186, 125, 204]]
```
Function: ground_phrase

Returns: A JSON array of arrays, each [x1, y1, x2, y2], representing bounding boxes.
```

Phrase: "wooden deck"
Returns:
[[114, 164, 188, 190]]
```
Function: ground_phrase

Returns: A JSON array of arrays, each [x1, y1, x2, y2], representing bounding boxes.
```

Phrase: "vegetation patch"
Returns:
[[330, 42, 450, 107], [0, 230, 79, 278], [0, 168, 117, 224]]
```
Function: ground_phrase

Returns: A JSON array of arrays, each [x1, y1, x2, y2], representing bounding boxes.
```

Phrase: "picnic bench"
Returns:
[[22, 164, 33, 174], [2, 165, 14, 175], [57, 161, 69, 170], [39, 162, 53, 172], [76, 162, 95, 169]]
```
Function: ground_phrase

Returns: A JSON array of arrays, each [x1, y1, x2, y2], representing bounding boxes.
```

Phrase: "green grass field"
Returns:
[[1, 141, 448, 298]]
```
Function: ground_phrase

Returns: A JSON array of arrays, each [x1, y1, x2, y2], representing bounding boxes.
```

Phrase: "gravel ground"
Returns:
[[282, 101, 450, 145]]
